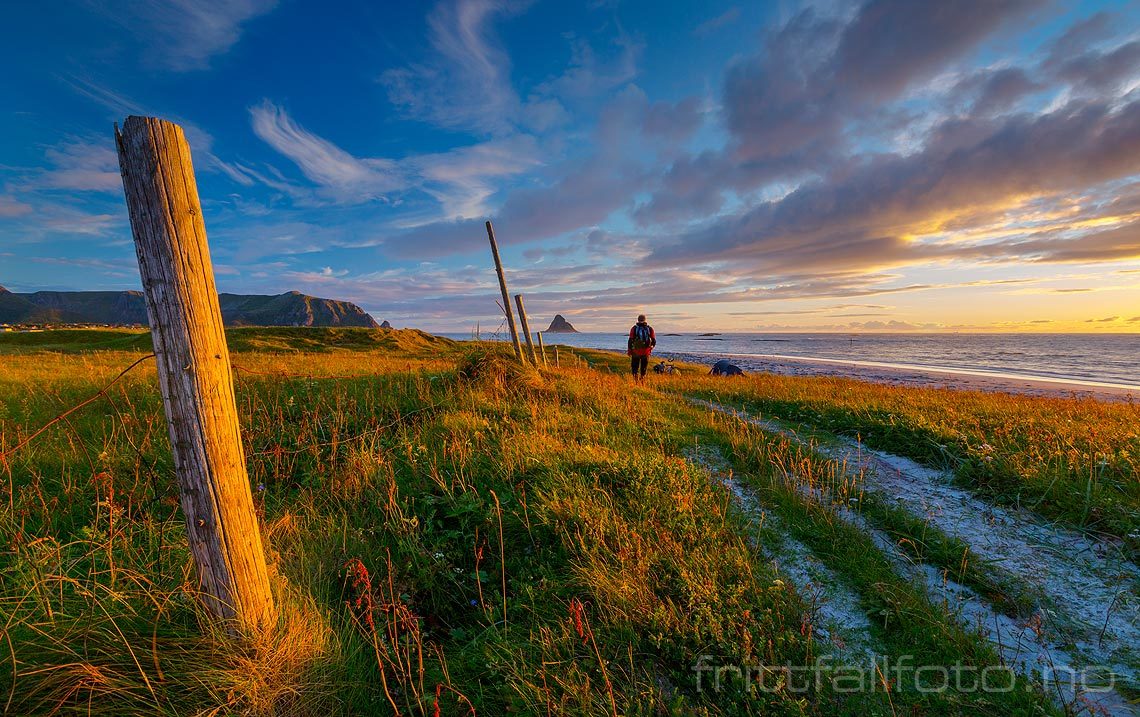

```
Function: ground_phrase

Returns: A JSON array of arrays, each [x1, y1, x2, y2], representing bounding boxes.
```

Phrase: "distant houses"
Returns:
[[0, 322, 145, 333]]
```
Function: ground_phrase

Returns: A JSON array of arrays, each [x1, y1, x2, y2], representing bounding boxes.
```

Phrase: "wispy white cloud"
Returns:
[[39, 205, 120, 237], [694, 7, 741, 37], [532, 32, 643, 104], [380, 0, 642, 135], [27, 255, 137, 277], [249, 100, 403, 203], [380, 0, 521, 134], [60, 76, 253, 187], [37, 138, 121, 192], [96, 0, 278, 71], [409, 134, 540, 219], [249, 100, 540, 217], [0, 195, 33, 217], [62, 76, 216, 152], [60, 75, 147, 116]]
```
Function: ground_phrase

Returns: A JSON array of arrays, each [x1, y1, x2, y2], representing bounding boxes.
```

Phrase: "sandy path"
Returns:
[[684, 446, 879, 662], [690, 398, 1139, 716]]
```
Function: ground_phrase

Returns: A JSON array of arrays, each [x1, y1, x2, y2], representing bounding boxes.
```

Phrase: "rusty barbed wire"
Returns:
[[1, 352, 451, 463], [1, 353, 156, 464]]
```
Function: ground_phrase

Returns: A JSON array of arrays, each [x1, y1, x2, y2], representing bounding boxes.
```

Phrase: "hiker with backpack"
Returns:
[[627, 314, 657, 380]]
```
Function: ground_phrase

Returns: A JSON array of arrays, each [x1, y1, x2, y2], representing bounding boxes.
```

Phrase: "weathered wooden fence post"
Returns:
[[485, 221, 524, 362], [116, 116, 274, 634], [554, 345, 560, 368], [536, 332, 549, 368], [513, 294, 539, 365]]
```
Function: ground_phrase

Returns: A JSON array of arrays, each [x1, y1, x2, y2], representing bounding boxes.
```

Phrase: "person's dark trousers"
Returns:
[[631, 354, 648, 378]]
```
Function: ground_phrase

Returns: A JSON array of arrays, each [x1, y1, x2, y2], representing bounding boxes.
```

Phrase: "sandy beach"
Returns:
[[664, 350, 1139, 402]]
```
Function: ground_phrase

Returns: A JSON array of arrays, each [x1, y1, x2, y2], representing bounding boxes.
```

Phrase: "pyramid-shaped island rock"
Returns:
[[545, 314, 579, 333]]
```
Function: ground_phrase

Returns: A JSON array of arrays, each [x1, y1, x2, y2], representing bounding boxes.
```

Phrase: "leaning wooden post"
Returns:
[[485, 221, 523, 362], [553, 345, 560, 368], [513, 294, 539, 365], [116, 116, 274, 634], [536, 332, 549, 368]]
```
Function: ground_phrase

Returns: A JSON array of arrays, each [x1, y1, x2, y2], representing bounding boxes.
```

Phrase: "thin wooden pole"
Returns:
[[513, 294, 539, 365], [536, 332, 549, 368], [485, 221, 523, 361], [554, 345, 560, 368], [116, 116, 274, 634]]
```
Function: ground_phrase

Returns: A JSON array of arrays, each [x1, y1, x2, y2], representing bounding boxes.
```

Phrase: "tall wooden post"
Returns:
[[536, 332, 549, 368], [513, 294, 539, 365], [553, 345, 560, 368], [116, 116, 274, 634], [485, 221, 523, 362]]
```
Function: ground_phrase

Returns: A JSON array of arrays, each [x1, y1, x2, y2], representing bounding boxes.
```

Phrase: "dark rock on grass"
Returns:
[[710, 359, 744, 376]]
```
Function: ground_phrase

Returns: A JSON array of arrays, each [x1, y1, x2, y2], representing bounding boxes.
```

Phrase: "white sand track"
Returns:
[[690, 398, 1140, 716], [685, 446, 879, 662]]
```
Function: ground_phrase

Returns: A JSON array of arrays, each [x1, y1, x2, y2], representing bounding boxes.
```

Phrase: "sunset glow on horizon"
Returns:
[[2, 0, 1139, 333]]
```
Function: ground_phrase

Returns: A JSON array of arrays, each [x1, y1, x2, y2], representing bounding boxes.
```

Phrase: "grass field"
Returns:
[[1, 328, 1134, 715]]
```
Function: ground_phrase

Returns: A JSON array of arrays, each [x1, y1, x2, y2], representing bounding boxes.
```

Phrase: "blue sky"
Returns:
[[2, 0, 1139, 332]]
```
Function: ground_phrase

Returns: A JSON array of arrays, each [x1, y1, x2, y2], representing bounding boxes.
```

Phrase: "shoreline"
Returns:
[[652, 350, 1139, 402]]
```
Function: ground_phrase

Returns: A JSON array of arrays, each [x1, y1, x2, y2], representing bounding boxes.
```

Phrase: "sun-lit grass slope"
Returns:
[[542, 344, 709, 376], [2, 338, 806, 715], [222, 326, 454, 354], [0, 331, 1070, 715], [0, 328, 155, 353], [665, 371, 1140, 557], [0, 326, 454, 355]]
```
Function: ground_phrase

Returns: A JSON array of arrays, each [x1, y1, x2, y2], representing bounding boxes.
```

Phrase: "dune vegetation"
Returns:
[[1, 328, 1134, 715]]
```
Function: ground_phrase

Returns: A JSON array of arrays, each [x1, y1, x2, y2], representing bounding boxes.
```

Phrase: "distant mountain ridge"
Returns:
[[0, 286, 379, 328]]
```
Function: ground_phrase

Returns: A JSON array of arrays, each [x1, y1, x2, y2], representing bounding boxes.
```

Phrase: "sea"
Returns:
[[443, 332, 1140, 391]]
